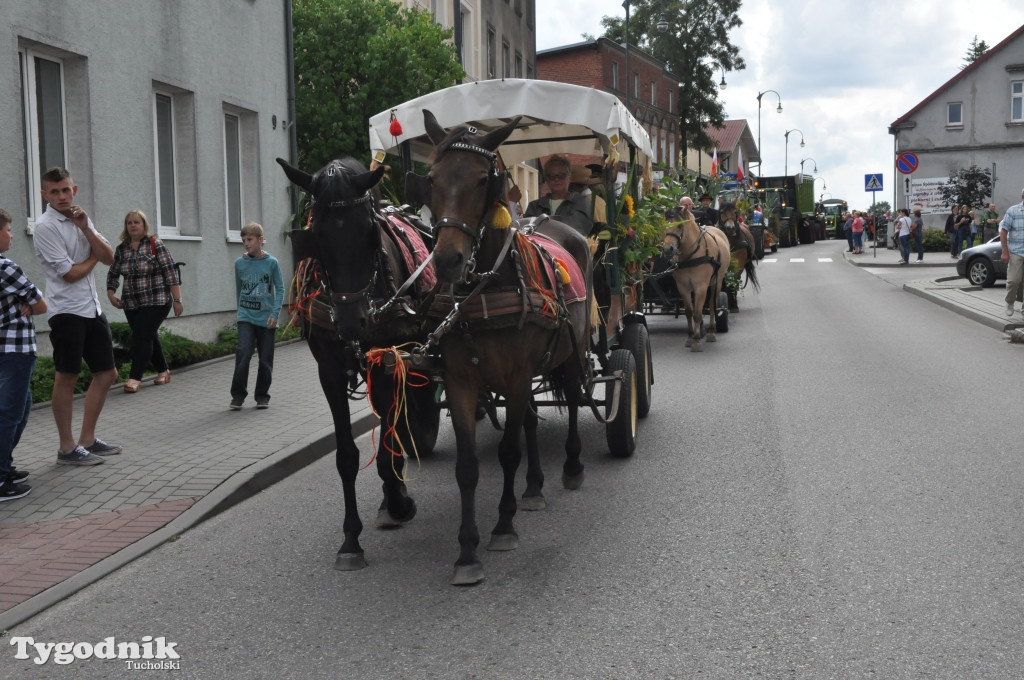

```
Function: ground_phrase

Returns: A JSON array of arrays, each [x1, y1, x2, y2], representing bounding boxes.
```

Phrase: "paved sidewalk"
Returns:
[[842, 244, 1024, 333], [0, 340, 375, 630]]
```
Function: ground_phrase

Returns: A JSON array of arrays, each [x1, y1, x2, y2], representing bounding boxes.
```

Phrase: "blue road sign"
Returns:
[[865, 174, 883, 192]]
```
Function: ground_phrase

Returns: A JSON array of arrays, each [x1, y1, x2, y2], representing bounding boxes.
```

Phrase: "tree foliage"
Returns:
[[962, 35, 990, 69], [599, 0, 745, 162], [938, 165, 993, 208], [292, 0, 464, 171]]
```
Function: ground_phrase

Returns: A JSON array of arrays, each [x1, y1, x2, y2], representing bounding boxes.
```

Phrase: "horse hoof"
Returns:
[[707, 335, 717, 343], [451, 562, 485, 586], [562, 470, 584, 490], [333, 551, 368, 571], [487, 533, 519, 552], [376, 498, 417, 528], [691, 343, 704, 352], [520, 494, 546, 511], [684, 338, 693, 348]]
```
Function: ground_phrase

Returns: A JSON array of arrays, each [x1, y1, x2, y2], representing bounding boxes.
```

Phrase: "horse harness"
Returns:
[[663, 225, 723, 273]]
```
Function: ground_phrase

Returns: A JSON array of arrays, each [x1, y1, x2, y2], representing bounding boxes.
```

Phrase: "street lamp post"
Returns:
[[799, 157, 818, 176], [784, 128, 805, 177], [756, 90, 782, 176]]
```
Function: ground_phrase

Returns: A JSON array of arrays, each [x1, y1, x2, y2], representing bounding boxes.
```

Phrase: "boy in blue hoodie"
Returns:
[[230, 222, 284, 410]]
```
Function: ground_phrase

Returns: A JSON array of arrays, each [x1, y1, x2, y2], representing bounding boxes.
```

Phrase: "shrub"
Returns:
[[29, 322, 299, 403]]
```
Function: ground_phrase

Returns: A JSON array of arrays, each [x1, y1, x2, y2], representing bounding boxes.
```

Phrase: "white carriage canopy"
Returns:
[[368, 78, 654, 170]]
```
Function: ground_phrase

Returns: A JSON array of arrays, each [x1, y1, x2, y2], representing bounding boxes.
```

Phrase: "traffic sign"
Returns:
[[864, 174, 883, 191], [896, 152, 919, 174]]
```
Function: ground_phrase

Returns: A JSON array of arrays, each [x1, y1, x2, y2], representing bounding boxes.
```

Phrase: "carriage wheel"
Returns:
[[619, 322, 652, 417], [605, 349, 637, 458], [716, 291, 730, 333]]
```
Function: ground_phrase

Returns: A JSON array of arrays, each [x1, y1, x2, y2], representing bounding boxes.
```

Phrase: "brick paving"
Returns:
[[0, 340, 373, 628]]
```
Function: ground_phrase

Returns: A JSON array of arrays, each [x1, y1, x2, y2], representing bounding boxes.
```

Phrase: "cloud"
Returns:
[[537, 1, 1024, 209]]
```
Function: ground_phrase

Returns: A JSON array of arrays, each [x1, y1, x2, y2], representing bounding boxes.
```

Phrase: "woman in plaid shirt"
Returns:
[[105, 211, 182, 393], [0, 208, 48, 501]]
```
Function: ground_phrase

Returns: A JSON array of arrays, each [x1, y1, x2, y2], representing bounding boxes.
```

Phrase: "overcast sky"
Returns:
[[537, 0, 1024, 211]]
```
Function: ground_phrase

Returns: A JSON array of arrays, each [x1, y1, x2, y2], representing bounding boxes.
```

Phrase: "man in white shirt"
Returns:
[[33, 167, 121, 466]]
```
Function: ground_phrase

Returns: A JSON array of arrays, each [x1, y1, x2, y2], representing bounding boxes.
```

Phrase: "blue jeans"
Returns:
[[0, 353, 37, 480], [231, 322, 275, 402], [898, 234, 911, 262], [913, 229, 924, 260]]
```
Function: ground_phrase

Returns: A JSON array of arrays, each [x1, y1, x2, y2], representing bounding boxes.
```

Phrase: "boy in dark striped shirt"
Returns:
[[0, 208, 48, 501]]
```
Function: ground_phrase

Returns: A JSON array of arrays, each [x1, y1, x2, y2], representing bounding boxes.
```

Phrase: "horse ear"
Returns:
[[478, 116, 521, 152], [277, 157, 313, 193], [352, 166, 386, 195], [423, 110, 447, 145]]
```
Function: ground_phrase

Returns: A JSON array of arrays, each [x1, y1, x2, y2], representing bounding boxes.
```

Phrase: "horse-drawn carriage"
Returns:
[[280, 79, 656, 584]]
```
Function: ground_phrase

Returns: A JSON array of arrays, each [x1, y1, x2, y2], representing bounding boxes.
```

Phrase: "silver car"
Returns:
[[956, 236, 1007, 287]]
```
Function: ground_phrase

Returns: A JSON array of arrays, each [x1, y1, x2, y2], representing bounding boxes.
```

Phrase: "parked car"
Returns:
[[956, 236, 1007, 287]]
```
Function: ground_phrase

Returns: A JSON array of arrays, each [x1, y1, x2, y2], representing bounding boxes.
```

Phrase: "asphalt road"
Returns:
[[5, 239, 1023, 679]]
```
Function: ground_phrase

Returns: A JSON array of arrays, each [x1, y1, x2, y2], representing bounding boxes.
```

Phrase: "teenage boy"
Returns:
[[33, 167, 121, 465], [0, 208, 47, 500], [230, 222, 284, 410]]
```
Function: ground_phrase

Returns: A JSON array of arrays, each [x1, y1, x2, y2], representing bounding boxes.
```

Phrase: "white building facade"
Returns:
[[890, 24, 1024, 230], [3, 0, 295, 347]]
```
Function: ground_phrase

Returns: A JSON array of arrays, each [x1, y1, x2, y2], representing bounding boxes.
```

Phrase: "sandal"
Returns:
[[124, 379, 142, 393], [154, 370, 171, 385]]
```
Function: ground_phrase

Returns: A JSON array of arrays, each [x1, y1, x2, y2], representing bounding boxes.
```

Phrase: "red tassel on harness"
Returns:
[[389, 112, 403, 137]]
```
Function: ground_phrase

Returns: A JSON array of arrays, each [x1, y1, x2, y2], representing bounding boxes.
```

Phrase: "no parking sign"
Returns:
[[897, 152, 919, 174]]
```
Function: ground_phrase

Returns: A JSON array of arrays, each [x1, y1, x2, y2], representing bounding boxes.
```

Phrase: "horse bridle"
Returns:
[[431, 139, 505, 270], [308, 173, 385, 317]]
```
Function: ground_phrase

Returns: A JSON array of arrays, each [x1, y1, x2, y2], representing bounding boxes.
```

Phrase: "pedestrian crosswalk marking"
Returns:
[[790, 258, 805, 262], [818, 258, 833, 262]]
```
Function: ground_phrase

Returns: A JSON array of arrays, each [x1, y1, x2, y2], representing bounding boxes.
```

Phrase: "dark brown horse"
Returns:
[[277, 157, 439, 571], [414, 110, 593, 585], [717, 202, 760, 310]]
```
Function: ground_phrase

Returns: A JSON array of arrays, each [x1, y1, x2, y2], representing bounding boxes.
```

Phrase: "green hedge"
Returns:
[[29, 322, 300, 404]]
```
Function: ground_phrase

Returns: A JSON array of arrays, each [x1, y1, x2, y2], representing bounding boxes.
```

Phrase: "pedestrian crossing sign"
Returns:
[[864, 174, 883, 191]]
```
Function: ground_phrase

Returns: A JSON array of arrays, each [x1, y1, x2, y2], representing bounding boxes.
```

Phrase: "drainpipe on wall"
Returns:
[[285, 0, 299, 215]]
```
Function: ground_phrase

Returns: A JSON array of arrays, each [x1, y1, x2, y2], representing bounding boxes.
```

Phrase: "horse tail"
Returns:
[[743, 256, 760, 293]]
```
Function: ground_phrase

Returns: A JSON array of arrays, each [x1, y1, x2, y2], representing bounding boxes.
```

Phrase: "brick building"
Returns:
[[537, 38, 681, 170]]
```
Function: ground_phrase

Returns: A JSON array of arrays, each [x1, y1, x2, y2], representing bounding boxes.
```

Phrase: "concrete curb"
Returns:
[[0, 409, 377, 632]]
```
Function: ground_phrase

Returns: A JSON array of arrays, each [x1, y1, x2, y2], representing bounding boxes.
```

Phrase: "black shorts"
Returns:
[[48, 313, 116, 375]]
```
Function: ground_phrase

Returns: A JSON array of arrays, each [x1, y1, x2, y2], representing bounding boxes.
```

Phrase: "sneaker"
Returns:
[[229, 398, 244, 411], [85, 438, 122, 456], [1007, 302, 1015, 317], [256, 399, 269, 410], [0, 478, 31, 502], [8, 467, 29, 484], [56, 445, 105, 466]]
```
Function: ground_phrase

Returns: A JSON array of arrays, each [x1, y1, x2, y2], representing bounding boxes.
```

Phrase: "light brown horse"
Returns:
[[661, 207, 731, 351], [414, 110, 593, 585]]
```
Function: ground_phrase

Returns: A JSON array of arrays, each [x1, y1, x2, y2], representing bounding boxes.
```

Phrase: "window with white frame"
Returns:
[[1012, 81, 1023, 122], [19, 48, 68, 225], [223, 105, 262, 240], [487, 27, 496, 79], [153, 93, 178, 232], [152, 84, 198, 237], [947, 101, 963, 126]]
